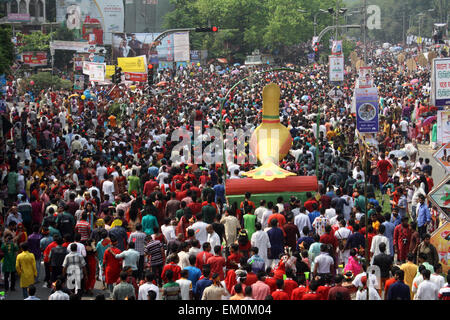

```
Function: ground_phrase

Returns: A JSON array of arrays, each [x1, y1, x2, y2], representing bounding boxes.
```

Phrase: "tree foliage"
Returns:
[[164, 0, 341, 61], [0, 26, 15, 75], [16, 31, 55, 53], [27, 72, 73, 93]]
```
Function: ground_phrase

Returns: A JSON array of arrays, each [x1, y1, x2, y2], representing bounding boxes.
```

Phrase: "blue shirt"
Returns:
[[417, 203, 431, 227], [247, 254, 265, 274], [213, 184, 225, 203], [195, 278, 213, 299], [184, 266, 202, 291], [297, 236, 315, 250], [382, 221, 395, 257], [387, 280, 411, 300], [308, 210, 320, 225], [267, 227, 284, 259], [148, 166, 159, 178], [391, 215, 401, 227]]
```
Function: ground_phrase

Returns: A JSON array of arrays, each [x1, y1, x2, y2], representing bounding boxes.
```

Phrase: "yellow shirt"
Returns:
[[32, 171, 44, 179], [16, 250, 37, 288], [372, 221, 380, 232], [400, 261, 418, 298]]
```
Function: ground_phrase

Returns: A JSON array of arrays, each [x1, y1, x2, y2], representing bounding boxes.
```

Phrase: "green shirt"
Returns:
[[49, 226, 61, 238], [127, 175, 141, 194], [202, 205, 216, 224], [243, 214, 257, 240], [163, 281, 181, 300], [7, 172, 18, 194], [142, 214, 159, 235], [355, 195, 367, 213], [1, 242, 18, 272], [431, 123, 437, 142]]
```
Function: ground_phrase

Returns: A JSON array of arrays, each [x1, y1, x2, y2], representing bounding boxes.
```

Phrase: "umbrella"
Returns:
[[411, 79, 419, 84], [69, 94, 79, 98], [301, 95, 310, 101], [231, 69, 240, 75], [402, 82, 411, 87], [389, 150, 407, 158], [233, 63, 241, 66], [422, 115, 437, 126], [156, 81, 168, 87]]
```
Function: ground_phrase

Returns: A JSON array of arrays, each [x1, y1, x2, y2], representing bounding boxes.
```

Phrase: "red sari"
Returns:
[[85, 250, 97, 290], [103, 247, 122, 285]]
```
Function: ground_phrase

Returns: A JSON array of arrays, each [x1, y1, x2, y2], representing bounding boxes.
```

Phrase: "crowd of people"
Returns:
[[0, 42, 448, 301]]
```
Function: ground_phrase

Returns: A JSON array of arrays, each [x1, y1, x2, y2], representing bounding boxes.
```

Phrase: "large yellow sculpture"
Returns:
[[243, 83, 295, 181]]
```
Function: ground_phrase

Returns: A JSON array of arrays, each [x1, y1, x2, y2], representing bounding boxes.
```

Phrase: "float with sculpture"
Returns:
[[225, 83, 318, 206]]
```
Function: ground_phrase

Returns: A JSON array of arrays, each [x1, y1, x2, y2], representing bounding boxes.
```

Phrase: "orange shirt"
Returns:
[[108, 115, 117, 127]]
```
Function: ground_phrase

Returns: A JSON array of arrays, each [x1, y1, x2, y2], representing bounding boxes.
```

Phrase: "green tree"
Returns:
[[27, 72, 73, 93], [16, 31, 54, 53], [0, 26, 15, 75]]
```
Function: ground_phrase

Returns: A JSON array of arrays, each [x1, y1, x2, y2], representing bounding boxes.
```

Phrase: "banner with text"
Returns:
[[117, 55, 147, 73], [329, 55, 344, 82], [432, 58, 450, 106], [355, 87, 379, 133]]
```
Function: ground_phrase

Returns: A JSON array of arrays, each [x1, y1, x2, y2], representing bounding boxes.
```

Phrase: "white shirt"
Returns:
[[325, 208, 336, 221], [176, 278, 192, 300], [48, 290, 70, 300], [96, 166, 107, 181], [178, 251, 190, 270], [370, 235, 390, 263], [251, 230, 271, 262], [314, 253, 334, 274], [341, 195, 353, 221], [161, 224, 176, 243], [189, 221, 208, 245], [400, 120, 408, 132], [138, 282, 160, 300], [353, 272, 378, 289], [430, 274, 446, 289], [207, 231, 221, 250], [67, 242, 86, 257], [102, 180, 115, 200], [261, 210, 272, 229], [276, 203, 285, 213], [356, 287, 381, 300], [415, 280, 439, 300], [294, 213, 312, 235], [254, 206, 266, 223]]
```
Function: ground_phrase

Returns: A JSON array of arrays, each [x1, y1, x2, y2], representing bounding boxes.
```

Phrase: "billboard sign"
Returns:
[[428, 175, 450, 219], [433, 143, 450, 174], [432, 58, 450, 106], [358, 66, 374, 88], [7, 13, 30, 22], [430, 222, 450, 274], [112, 32, 190, 63], [437, 110, 450, 145], [21, 52, 48, 67], [355, 87, 379, 133], [56, 0, 124, 45], [329, 55, 344, 82]]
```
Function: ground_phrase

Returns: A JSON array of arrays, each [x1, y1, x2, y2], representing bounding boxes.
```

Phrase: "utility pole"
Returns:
[[335, 0, 339, 40], [363, 0, 367, 63]]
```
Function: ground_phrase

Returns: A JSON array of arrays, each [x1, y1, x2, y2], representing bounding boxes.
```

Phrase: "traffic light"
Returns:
[[195, 26, 219, 32], [148, 64, 154, 86], [114, 66, 122, 85], [313, 41, 319, 53]]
